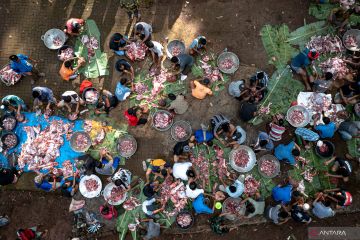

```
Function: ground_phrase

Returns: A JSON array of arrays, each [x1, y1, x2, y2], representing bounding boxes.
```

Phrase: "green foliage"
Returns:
[[251, 66, 304, 125], [260, 24, 297, 68], [287, 21, 331, 48], [191, 65, 204, 77], [308, 3, 335, 20], [349, 14, 360, 26]]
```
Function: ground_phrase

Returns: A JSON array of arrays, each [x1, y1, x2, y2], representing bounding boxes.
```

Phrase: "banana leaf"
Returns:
[[191, 65, 204, 77], [308, 3, 335, 20], [349, 14, 360, 26], [287, 21, 331, 48], [260, 24, 297, 68], [250, 66, 304, 125]]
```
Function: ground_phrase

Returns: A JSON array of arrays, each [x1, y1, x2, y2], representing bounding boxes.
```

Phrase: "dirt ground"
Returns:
[[1, 0, 360, 239]]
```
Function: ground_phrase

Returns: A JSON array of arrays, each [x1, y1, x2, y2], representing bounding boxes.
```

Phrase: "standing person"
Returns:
[[290, 48, 319, 90], [145, 41, 164, 70], [0, 168, 21, 186], [190, 78, 213, 100], [171, 54, 194, 80], [32, 86, 56, 110], [314, 117, 336, 138], [189, 36, 207, 55], [64, 18, 85, 36], [239, 97, 257, 122], [115, 78, 132, 102], [59, 57, 85, 81], [134, 22, 153, 45], [274, 141, 301, 166], [120, 0, 140, 20], [9, 54, 45, 84], [124, 107, 148, 126], [115, 59, 135, 80], [109, 33, 131, 56], [57, 90, 85, 114], [269, 115, 286, 141], [167, 94, 189, 115], [1, 95, 27, 113]]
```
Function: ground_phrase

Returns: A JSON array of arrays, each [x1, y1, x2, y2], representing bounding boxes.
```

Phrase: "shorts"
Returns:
[[151, 163, 170, 173]]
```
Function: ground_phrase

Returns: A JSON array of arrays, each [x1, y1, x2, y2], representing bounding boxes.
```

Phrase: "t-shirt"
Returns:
[[315, 122, 336, 138], [135, 22, 152, 39], [111, 168, 132, 188], [335, 158, 352, 177], [173, 141, 189, 156], [228, 80, 244, 97], [59, 62, 75, 81], [291, 48, 311, 69], [232, 126, 246, 144], [35, 181, 53, 192], [10, 54, 33, 73], [313, 79, 332, 93], [168, 95, 189, 114], [291, 205, 311, 222], [192, 80, 212, 99], [226, 180, 244, 198], [173, 162, 192, 181], [144, 220, 161, 240], [239, 102, 257, 122], [192, 193, 214, 214], [142, 198, 156, 215], [194, 129, 214, 143], [189, 36, 206, 49], [109, 33, 127, 51], [178, 54, 194, 71], [267, 205, 281, 224], [338, 121, 360, 136], [66, 18, 84, 33], [32, 87, 55, 103], [1, 95, 25, 108], [258, 131, 274, 150], [185, 185, 204, 199], [124, 110, 139, 126], [61, 91, 80, 104], [246, 198, 265, 218], [115, 82, 131, 101], [274, 141, 296, 165], [272, 185, 292, 204], [115, 59, 132, 72], [149, 41, 163, 57], [312, 202, 335, 219], [269, 123, 286, 141]]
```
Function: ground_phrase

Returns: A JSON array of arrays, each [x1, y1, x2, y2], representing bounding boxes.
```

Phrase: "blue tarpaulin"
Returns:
[[0, 112, 84, 171]]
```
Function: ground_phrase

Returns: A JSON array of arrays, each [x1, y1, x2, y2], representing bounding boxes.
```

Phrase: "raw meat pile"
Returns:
[[244, 175, 260, 195], [58, 48, 74, 61], [303, 169, 315, 182], [307, 93, 332, 112], [83, 120, 93, 133], [134, 82, 149, 97], [126, 42, 148, 61], [319, 57, 349, 77], [16, 114, 25, 122], [224, 199, 243, 214], [160, 179, 188, 217], [344, 34, 358, 48], [176, 213, 192, 228], [171, 45, 182, 56], [306, 35, 344, 54], [118, 139, 135, 155], [52, 36, 62, 47], [219, 58, 234, 70], [153, 112, 172, 129], [3, 134, 17, 148], [259, 159, 277, 177], [44, 109, 53, 119], [213, 146, 231, 180], [200, 59, 222, 82], [68, 113, 78, 121], [289, 110, 305, 125], [190, 150, 210, 186], [59, 160, 74, 178], [93, 129, 105, 145], [123, 197, 141, 211], [2, 117, 16, 131], [75, 133, 89, 150], [0, 65, 21, 85], [174, 125, 187, 139], [18, 121, 73, 170], [151, 69, 174, 96], [318, 143, 329, 153], [85, 178, 99, 192], [81, 35, 99, 60], [109, 186, 125, 203], [84, 90, 98, 104], [233, 149, 250, 168], [258, 102, 272, 115]]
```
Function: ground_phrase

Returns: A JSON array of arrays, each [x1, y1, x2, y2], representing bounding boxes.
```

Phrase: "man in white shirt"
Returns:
[[135, 22, 152, 44], [142, 197, 164, 217], [145, 41, 164, 69], [57, 90, 85, 113], [186, 182, 204, 199], [172, 162, 195, 181]]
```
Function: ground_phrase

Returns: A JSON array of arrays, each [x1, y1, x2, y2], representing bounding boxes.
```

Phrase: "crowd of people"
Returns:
[[0, 0, 360, 239]]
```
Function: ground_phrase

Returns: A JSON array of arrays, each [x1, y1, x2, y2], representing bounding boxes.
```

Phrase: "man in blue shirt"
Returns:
[[272, 184, 292, 204], [193, 129, 214, 144], [115, 78, 132, 101], [274, 141, 301, 165], [290, 48, 319, 90], [9, 54, 45, 84], [32, 86, 57, 110], [219, 179, 244, 198], [193, 193, 214, 214], [315, 117, 336, 138]]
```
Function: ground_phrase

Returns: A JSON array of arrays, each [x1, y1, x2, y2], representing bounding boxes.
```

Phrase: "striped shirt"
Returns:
[[269, 123, 286, 141]]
